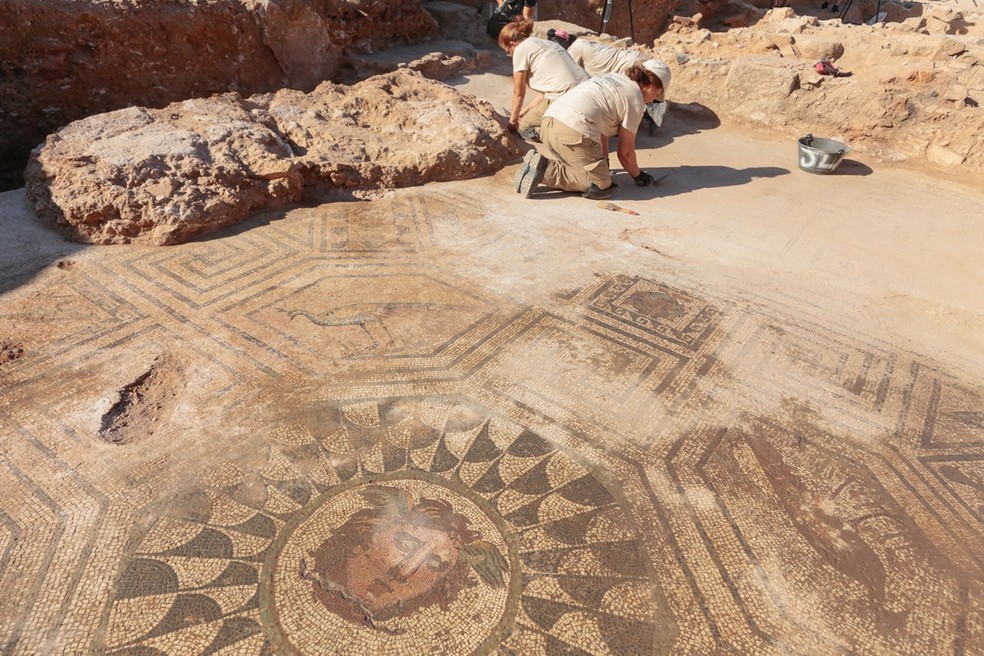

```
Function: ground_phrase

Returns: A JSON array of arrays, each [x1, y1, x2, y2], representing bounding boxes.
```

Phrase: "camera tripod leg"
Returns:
[[601, 0, 614, 34]]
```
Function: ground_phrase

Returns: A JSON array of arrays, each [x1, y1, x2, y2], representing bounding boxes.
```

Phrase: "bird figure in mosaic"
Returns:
[[278, 302, 470, 350]]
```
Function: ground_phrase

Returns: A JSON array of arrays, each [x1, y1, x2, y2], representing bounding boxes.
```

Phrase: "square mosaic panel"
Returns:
[[583, 275, 721, 351]]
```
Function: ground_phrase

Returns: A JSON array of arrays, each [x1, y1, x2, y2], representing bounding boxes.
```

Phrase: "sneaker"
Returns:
[[582, 183, 616, 200], [513, 149, 539, 193], [519, 151, 548, 198]]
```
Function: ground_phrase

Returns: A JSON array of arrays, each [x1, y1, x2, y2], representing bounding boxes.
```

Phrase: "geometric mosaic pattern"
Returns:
[[96, 397, 667, 654], [1, 185, 982, 654]]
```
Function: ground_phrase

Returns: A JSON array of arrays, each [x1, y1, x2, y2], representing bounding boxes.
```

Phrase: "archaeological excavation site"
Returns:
[[1, 0, 983, 653]]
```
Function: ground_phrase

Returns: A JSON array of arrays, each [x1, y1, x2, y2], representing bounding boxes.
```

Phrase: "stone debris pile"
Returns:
[[652, 5, 984, 172], [25, 70, 520, 245]]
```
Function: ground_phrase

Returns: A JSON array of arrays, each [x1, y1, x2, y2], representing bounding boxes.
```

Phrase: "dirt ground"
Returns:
[[1, 15, 983, 655], [453, 60, 984, 378]]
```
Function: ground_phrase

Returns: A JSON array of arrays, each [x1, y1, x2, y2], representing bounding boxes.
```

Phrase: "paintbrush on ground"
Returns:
[[597, 201, 639, 215]]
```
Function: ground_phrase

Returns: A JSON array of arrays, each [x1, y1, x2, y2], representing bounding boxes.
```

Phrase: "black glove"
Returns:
[[633, 170, 655, 187]]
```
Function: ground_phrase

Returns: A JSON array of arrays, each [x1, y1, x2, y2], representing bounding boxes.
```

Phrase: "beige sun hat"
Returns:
[[642, 59, 672, 91]]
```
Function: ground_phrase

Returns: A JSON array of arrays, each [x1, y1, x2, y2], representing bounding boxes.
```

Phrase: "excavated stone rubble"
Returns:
[[654, 3, 984, 174], [25, 70, 519, 245]]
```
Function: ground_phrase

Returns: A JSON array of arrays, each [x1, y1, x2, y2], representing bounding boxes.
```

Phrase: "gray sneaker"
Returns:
[[519, 152, 548, 198]]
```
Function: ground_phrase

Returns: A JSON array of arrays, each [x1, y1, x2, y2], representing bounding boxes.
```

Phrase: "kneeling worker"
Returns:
[[548, 28, 671, 136], [514, 60, 665, 200]]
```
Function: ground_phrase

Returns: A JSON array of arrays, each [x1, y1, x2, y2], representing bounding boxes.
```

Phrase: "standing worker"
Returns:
[[513, 61, 665, 200], [486, 0, 537, 40], [499, 18, 589, 142], [508, 0, 537, 20], [547, 29, 671, 136]]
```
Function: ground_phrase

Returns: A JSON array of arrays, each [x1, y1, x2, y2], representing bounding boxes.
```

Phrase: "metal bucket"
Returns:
[[797, 134, 850, 174]]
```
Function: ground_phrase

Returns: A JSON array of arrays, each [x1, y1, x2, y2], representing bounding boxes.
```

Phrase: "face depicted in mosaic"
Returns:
[[307, 485, 506, 625], [624, 289, 684, 319]]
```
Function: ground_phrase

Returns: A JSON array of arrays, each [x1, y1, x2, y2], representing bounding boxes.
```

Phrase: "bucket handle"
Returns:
[[803, 134, 846, 156]]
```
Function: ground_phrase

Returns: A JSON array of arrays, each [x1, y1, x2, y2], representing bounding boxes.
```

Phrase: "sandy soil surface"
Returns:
[[451, 61, 984, 380]]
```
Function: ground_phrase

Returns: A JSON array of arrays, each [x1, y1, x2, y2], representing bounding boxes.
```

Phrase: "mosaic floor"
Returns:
[[1, 161, 983, 655]]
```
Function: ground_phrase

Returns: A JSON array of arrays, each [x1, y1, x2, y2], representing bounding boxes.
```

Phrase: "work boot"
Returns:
[[582, 183, 616, 200], [518, 151, 548, 198], [641, 114, 657, 137]]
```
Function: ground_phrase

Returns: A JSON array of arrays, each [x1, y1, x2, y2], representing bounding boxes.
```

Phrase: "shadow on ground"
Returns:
[[644, 102, 722, 149], [526, 164, 790, 202], [832, 159, 874, 176], [0, 190, 83, 295], [192, 206, 302, 244]]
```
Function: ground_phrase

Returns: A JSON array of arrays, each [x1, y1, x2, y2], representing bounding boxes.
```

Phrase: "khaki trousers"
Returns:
[[539, 117, 613, 193], [518, 97, 550, 134]]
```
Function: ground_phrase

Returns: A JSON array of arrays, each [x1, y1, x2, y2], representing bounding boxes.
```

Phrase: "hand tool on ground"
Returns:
[[597, 202, 639, 215]]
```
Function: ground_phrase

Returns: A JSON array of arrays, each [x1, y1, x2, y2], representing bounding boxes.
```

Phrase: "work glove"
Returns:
[[633, 170, 655, 186]]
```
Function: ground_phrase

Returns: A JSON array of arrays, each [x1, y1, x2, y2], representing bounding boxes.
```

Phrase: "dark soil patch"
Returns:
[[100, 353, 185, 445]]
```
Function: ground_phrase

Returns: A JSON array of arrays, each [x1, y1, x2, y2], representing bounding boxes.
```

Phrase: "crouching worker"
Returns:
[[514, 60, 665, 200], [499, 18, 588, 142]]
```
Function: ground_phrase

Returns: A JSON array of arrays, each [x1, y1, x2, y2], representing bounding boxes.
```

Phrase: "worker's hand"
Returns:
[[507, 121, 519, 133], [633, 171, 655, 186]]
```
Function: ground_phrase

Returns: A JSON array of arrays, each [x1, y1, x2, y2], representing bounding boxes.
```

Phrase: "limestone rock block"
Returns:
[[890, 16, 928, 34], [927, 144, 966, 167], [725, 56, 801, 103], [795, 40, 845, 62], [760, 8, 818, 34], [925, 8, 971, 36], [939, 38, 968, 58], [764, 7, 796, 22], [747, 35, 780, 54], [944, 84, 969, 102], [908, 70, 937, 84], [24, 70, 521, 245], [722, 13, 749, 28], [959, 54, 980, 68], [772, 34, 801, 59]]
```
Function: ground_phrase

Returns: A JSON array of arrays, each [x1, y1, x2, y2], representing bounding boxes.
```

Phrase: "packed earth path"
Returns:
[[2, 30, 984, 656]]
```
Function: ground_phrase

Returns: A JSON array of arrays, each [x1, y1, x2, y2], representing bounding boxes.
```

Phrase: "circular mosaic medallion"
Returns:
[[265, 475, 517, 654], [97, 396, 669, 655]]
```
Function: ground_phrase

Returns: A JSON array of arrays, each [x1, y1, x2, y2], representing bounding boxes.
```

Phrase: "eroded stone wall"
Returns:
[[0, 0, 440, 191]]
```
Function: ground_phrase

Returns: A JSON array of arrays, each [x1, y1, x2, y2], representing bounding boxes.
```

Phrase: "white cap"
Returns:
[[642, 59, 671, 91]]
